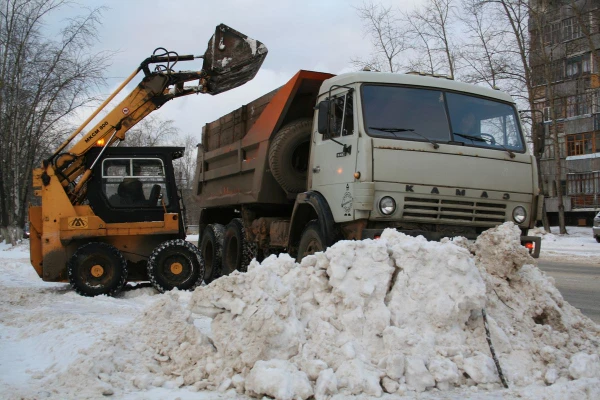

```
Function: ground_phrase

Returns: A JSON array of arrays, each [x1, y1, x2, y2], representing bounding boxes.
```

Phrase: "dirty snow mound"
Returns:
[[30, 223, 600, 398], [33, 294, 216, 398]]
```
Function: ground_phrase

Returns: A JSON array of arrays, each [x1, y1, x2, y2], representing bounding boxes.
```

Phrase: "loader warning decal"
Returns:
[[68, 217, 89, 229]]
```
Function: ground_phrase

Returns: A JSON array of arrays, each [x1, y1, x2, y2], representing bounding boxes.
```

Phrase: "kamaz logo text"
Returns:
[[404, 185, 510, 200]]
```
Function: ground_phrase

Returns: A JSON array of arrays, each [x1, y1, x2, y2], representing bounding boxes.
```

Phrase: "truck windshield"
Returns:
[[362, 84, 525, 153]]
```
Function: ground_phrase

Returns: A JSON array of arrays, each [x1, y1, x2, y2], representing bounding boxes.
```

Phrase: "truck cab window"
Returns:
[[327, 92, 354, 138], [447, 92, 525, 152], [102, 158, 169, 207]]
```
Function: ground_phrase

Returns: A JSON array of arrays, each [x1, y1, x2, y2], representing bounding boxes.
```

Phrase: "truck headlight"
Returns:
[[512, 206, 527, 224], [379, 196, 396, 215]]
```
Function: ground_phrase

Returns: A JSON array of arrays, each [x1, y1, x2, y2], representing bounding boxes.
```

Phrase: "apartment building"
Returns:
[[531, 0, 600, 224]]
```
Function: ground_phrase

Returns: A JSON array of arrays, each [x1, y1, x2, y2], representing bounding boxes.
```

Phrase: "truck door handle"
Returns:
[[313, 166, 321, 173]]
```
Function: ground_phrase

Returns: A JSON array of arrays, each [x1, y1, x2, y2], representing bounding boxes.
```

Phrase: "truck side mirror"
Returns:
[[317, 100, 330, 135], [533, 123, 545, 157]]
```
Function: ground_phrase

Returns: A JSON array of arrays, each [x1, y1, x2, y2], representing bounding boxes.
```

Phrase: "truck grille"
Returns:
[[403, 197, 506, 224]]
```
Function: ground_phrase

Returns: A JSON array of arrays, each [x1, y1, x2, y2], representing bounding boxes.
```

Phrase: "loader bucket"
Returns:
[[202, 24, 268, 95]]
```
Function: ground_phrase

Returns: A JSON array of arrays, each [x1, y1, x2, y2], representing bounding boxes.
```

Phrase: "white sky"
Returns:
[[52, 0, 424, 144]]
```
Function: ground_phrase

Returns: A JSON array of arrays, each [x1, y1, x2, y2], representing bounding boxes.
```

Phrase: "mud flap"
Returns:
[[202, 24, 268, 95]]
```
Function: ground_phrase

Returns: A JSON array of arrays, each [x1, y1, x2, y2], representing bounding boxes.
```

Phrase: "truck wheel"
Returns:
[[297, 220, 325, 262], [222, 218, 256, 275], [269, 118, 312, 193], [200, 224, 225, 284], [67, 242, 128, 297], [147, 239, 204, 293]]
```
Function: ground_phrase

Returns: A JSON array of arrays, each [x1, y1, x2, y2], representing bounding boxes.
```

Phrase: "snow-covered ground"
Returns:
[[531, 226, 600, 265], [0, 224, 598, 400]]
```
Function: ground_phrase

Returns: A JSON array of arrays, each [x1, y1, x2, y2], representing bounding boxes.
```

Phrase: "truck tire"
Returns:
[[269, 118, 312, 193], [222, 218, 256, 275], [67, 242, 128, 297], [147, 239, 204, 293], [200, 224, 225, 284], [296, 220, 325, 262]]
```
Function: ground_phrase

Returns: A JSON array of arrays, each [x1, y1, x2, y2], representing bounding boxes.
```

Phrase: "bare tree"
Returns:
[[173, 133, 200, 228], [0, 0, 108, 244], [122, 115, 180, 147], [404, 0, 458, 78], [458, 0, 512, 88], [173, 133, 197, 190], [351, 1, 407, 72]]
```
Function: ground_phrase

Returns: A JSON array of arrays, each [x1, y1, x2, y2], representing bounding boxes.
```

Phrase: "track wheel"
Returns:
[[222, 218, 256, 275], [200, 224, 225, 284], [147, 239, 204, 292], [296, 220, 325, 262], [67, 242, 128, 297]]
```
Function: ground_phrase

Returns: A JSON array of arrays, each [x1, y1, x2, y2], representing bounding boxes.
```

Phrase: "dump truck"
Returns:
[[194, 70, 543, 281], [29, 24, 267, 296]]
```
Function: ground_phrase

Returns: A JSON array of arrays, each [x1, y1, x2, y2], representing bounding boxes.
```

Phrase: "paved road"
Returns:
[[537, 261, 600, 324]]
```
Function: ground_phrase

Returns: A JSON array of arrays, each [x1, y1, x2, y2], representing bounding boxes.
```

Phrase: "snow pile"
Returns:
[[34, 223, 600, 399]]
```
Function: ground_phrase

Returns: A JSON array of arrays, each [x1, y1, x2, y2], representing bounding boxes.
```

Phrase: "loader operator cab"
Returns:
[[84, 146, 184, 227]]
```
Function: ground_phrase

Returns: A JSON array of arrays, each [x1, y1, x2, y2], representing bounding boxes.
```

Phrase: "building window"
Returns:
[[562, 17, 583, 41], [544, 21, 561, 45], [593, 10, 600, 34], [566, 53, 592, 79], [566, 55, 582, 78], [552, 59, 564, 82], [566, 93, 592, 118], [582, 53, 591, 73], [566, 132, 599, 156], [543, 139, 554, 159], [568, 172, 600, 197]]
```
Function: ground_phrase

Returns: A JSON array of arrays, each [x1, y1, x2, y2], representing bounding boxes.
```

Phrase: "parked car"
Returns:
[[594, 212, 600, 243]]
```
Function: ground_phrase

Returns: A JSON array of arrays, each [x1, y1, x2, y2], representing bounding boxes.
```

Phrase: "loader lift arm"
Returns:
[[45, 23, 267, 205]]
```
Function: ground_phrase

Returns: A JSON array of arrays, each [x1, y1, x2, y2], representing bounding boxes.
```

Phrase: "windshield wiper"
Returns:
[[453, 132, 515, 158], [453, 132, 486, 142], [369, 127, 439, 149]]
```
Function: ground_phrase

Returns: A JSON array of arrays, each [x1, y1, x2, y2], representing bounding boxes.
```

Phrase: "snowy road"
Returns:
[[538, 261, 600, 324], [533, 226, 600, 323]]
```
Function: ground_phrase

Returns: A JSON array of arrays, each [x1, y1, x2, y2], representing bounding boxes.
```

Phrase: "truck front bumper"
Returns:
[[362, 229, 541, 258]]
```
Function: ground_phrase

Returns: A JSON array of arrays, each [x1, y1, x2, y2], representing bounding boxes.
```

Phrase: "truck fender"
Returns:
[[288, 191, 337, 250]]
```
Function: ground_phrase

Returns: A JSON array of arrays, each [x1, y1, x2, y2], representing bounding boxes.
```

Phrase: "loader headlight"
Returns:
[[379, 196, 396, 215], [512, 206, 527, 224]]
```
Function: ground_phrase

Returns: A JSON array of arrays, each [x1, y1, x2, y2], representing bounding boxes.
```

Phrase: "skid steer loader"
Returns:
[[28, 24, 267, 296]]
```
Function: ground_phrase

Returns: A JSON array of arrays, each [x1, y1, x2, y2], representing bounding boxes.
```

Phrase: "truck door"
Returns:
[[309, 89, 359, 222]]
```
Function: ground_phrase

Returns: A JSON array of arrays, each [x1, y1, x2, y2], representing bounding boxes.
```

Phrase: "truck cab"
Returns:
[[308, 72, 541, 246]]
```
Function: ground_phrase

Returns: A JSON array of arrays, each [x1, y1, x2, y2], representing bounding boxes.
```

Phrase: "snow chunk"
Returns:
[[569, 352, 600, 379], [473, 222, 534, 278], [463, 353, 501, 384], [404, 356, 435, 392], [335, 359, 382, 396], [245, 359, 313, 400]]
